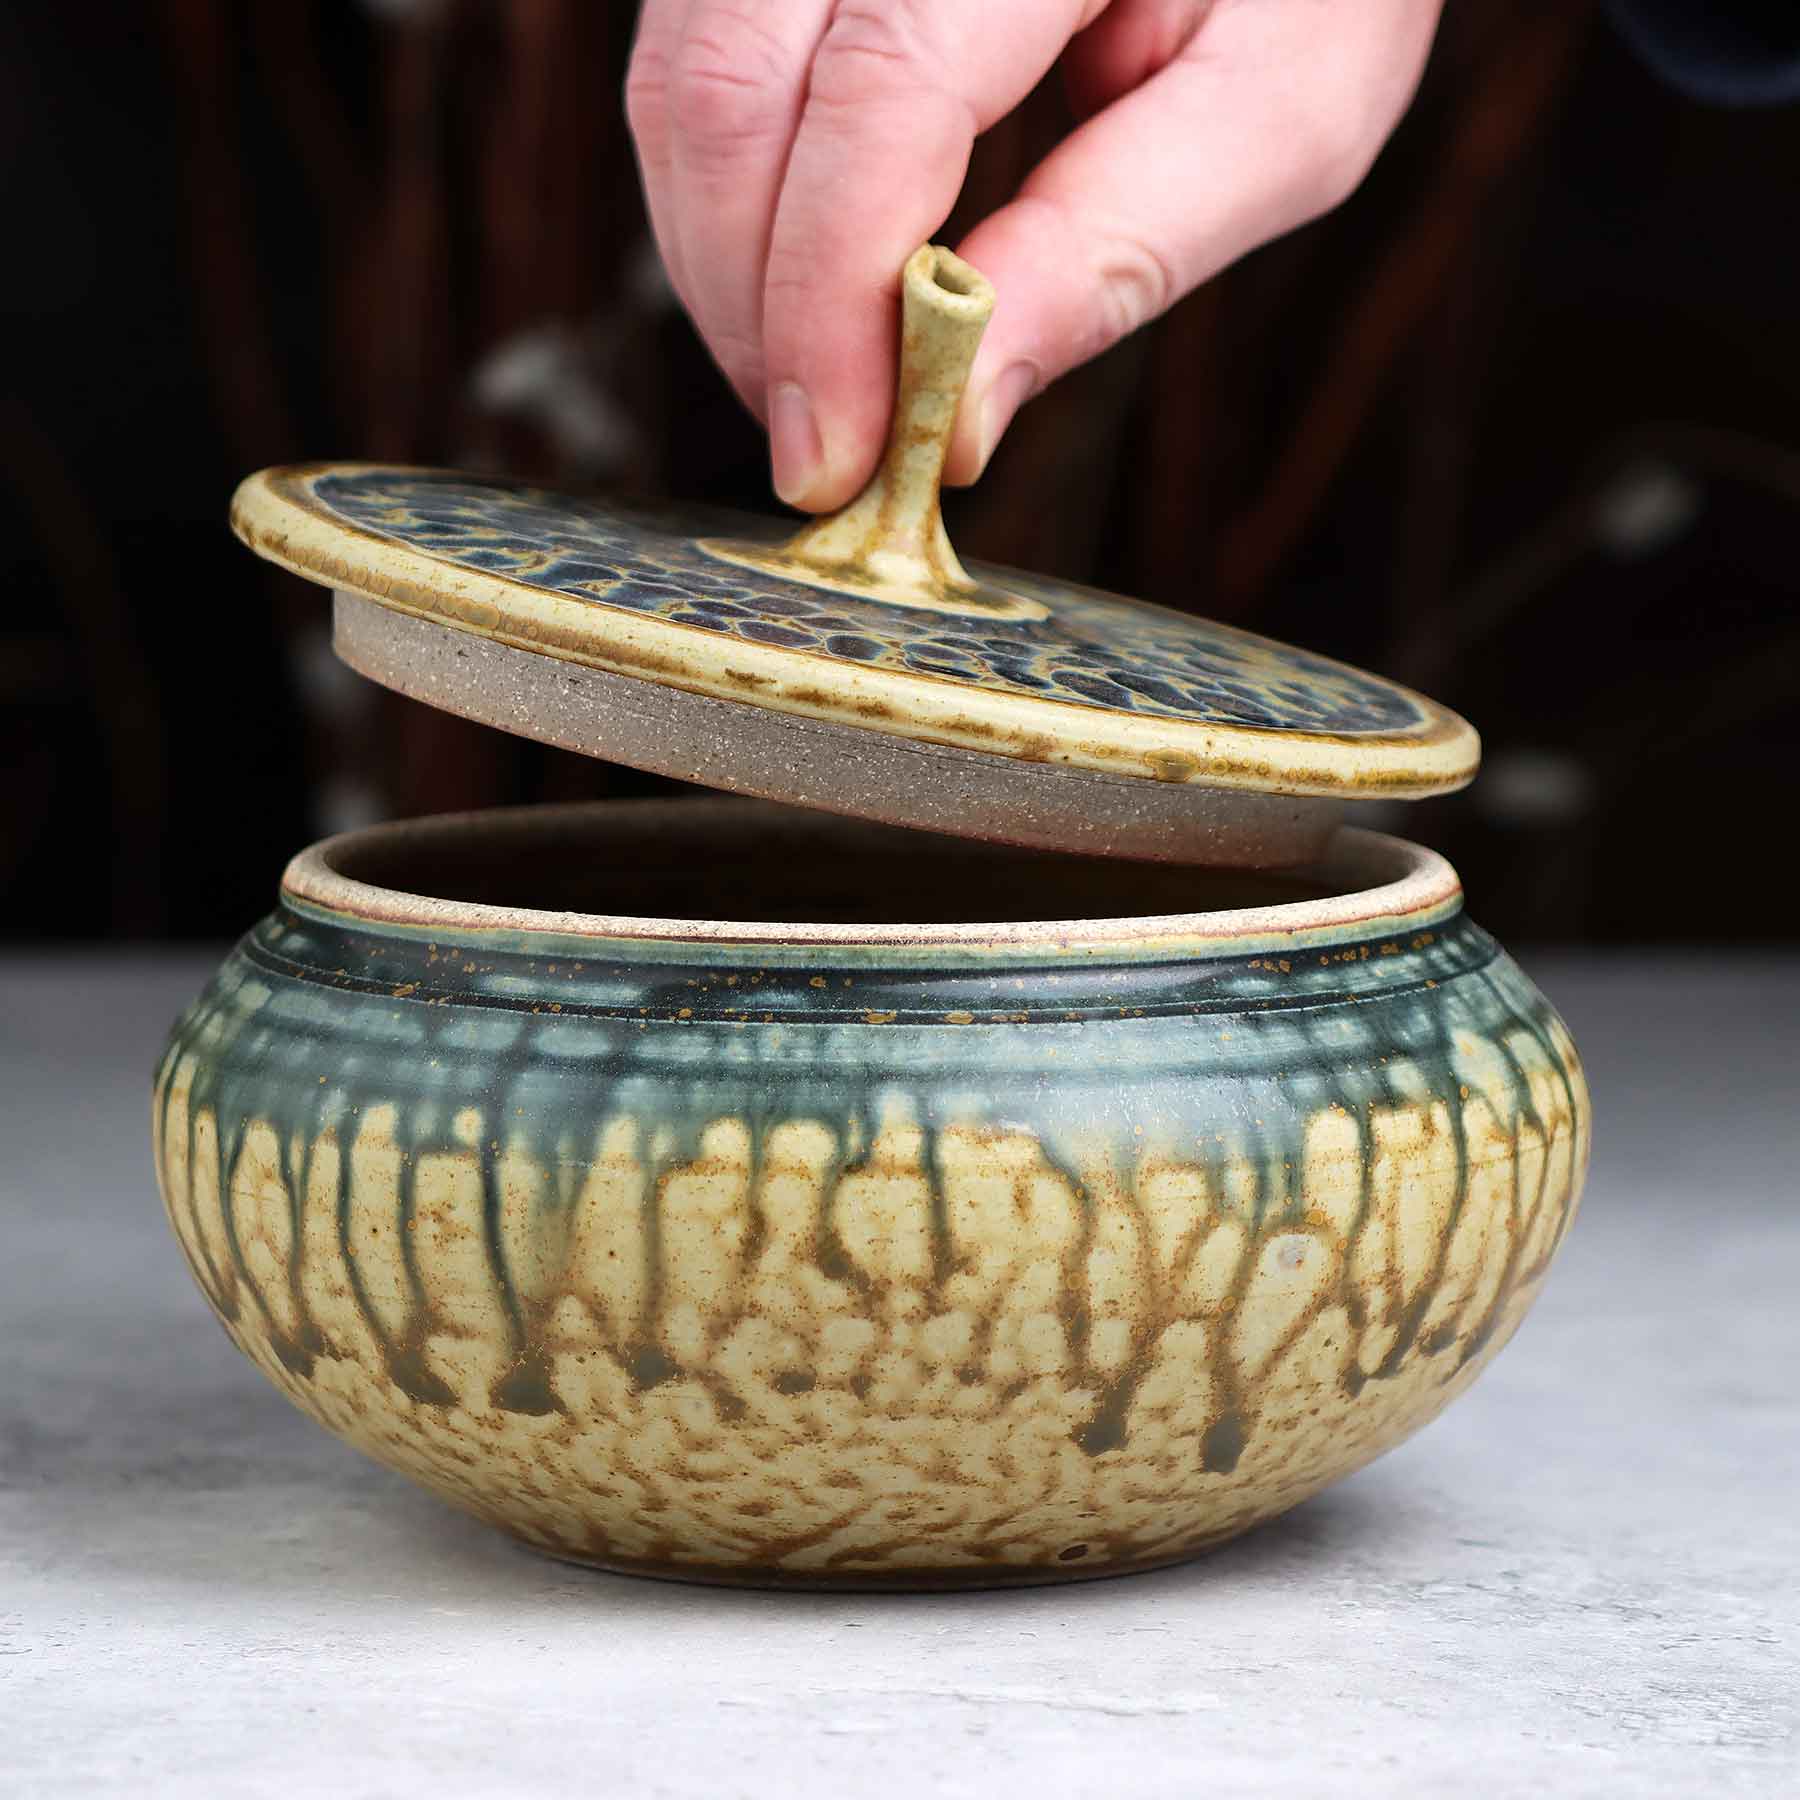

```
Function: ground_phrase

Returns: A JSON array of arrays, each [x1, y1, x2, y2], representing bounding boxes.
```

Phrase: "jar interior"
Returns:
[[321, 800, 1349, 927]]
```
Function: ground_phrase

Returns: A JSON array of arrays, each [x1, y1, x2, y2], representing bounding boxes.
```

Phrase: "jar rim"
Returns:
[[280, 798, 1462, 957]]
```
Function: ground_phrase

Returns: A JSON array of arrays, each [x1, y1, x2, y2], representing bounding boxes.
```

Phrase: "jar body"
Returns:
[[153, 810, 1588, 1587]]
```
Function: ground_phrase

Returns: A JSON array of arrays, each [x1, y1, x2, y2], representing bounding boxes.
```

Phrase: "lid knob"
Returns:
[[699, 245, 1048, 621]]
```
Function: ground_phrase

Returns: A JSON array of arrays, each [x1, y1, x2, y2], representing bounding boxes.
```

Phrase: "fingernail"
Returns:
[[975, 362, 1039, 476], [770, 381, 824, 507]]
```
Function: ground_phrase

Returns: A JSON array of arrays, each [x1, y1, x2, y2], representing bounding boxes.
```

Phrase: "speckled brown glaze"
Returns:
[[152, 802, 1589, 1587]]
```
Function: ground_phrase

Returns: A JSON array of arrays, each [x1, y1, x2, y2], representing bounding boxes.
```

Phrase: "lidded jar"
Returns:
[[154, 248, 1588, 1586]]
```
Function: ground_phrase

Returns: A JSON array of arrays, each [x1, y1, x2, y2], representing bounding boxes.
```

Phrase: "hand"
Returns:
[[627, 0, 1443, 510]]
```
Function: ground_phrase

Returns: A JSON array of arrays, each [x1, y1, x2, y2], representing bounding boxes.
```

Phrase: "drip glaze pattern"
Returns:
[[152, 850, 1588, 1587]]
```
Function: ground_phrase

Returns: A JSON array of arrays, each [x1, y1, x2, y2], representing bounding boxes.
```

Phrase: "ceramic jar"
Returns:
[[153, 798, 1588, 1587]]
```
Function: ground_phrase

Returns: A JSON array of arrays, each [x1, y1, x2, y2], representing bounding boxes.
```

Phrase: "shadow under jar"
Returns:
[[153, 798, 1588, 1588]]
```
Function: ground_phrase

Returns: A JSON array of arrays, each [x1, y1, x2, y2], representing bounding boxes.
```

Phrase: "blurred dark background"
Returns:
[[2, 0, 1796, 945]]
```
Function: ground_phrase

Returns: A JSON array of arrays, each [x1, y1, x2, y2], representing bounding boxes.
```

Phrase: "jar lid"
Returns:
[[232, 246, 1477, 867]]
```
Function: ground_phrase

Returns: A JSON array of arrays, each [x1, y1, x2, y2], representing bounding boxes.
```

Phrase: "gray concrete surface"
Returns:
[[2, 952, 1796, 1798]]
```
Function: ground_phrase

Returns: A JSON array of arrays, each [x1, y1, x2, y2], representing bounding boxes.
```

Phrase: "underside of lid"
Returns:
[[329, 590, 1347, 866]]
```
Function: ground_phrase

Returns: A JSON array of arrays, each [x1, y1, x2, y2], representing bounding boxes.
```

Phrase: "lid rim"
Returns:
[[232, 463, 1481, 804]]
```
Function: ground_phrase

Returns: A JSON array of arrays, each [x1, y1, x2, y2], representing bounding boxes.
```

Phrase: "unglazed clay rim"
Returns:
[[332, 590, 1346, 869], [231, 464, 1480, 802], [280, 799, 1462, 954]]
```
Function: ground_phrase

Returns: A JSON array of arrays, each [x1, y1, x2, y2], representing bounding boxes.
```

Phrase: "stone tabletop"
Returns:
[[3, 953, 1796, 1797]]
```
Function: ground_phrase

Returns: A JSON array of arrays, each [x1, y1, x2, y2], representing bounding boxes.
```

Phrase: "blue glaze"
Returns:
[[307, 468, 1427, 737]]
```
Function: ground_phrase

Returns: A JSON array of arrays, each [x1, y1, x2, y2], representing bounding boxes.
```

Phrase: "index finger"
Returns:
[[761, 1, 1098, 510]]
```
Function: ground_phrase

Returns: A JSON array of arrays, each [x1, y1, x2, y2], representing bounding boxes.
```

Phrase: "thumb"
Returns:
[[945, 0, 1440, 484]]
